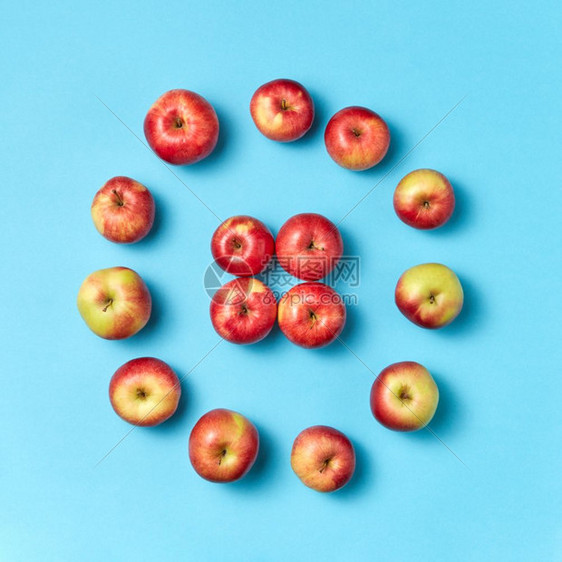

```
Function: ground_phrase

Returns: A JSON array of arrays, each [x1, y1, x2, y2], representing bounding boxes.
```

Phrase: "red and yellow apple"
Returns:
[[291, 425, 355, 492], [276, 213, 343, 281], [109, 357, 181, 426], [278, 282, 346, 348], [91, 176, 155, 243], [370, 361, 439, 431], [210, 278, 277, 344], [324, 106, 390, 171], [250, 79, 314, 142], [393, 169, 455, 230], [144, 89, 219, 165], [211, 215, 275, 276], [77, 267, 152, 339], [189, 408, 259, 483], [395, 263, 463, 329]]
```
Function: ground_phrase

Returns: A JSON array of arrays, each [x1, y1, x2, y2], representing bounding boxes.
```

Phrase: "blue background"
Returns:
[[1, 1, 561, 560]]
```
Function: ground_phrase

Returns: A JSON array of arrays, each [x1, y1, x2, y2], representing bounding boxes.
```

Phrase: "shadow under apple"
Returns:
[[227, 422, 280, 492], [426, 177, 472, 236], [233, 321, 286, 357], [403, 373, 463, 444], [332, 224, 365, 349], [123, 189, 168, 250], [149, 366, 195, 435], [275, 87, 328, 150], [438, 272, 483, 337], [115, 276, 166, 346], [347, 116, 405, 180], [329, 436, 374, 500], [171, 100, 232, 176]]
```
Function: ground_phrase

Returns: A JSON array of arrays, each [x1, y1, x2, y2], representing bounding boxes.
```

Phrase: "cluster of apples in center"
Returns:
[[209, 213, 346, 348]]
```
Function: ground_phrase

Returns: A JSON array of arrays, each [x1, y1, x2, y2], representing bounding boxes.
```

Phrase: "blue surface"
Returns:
[[1, 1, 561, 560]]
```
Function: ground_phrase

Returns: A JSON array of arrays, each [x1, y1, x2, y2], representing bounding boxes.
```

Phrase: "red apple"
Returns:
[[144, 89, 219, 165], [189, 408, 259, 483], [395, 263, 463, 329], [109, 357, 181, 426], [370, 361, 439, 431], [324, 106, 390, 171], [250, 79, 314, 142], [210, 278, 277, 344], [394, 169, 455, 229], [291, 425, 355, 492], [91, 176, 155, 243], [276, 213, 343, 281], [211, 215, 275, 276], [77, 267, 152, 339], [278, 282, 346, 348]]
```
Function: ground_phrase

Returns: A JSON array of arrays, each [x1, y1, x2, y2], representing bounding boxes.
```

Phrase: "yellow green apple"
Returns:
[[291, 425, 355, 492], [77, 267, 151, 339], [395, 263, 463, 329], [370, 361, 439, 431], [188, 409, 259, 483], [109, 357, 181, 426]]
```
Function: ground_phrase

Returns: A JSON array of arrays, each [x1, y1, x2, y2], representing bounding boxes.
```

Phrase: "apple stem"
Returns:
[[309, 310, 317, 325], [111, 190, 124, 207], [399, 385, 411, 401], [175, 117, 183, 128], [102, 298, 113, 312], [280, 99, 288, 111], [423, 201, 430, 209], [307, 240, 324, 251], [319, 459, 330, 473], [351, 128, 361, 137], [428, 294, 435, 304], [218, 449, 227, 465]]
